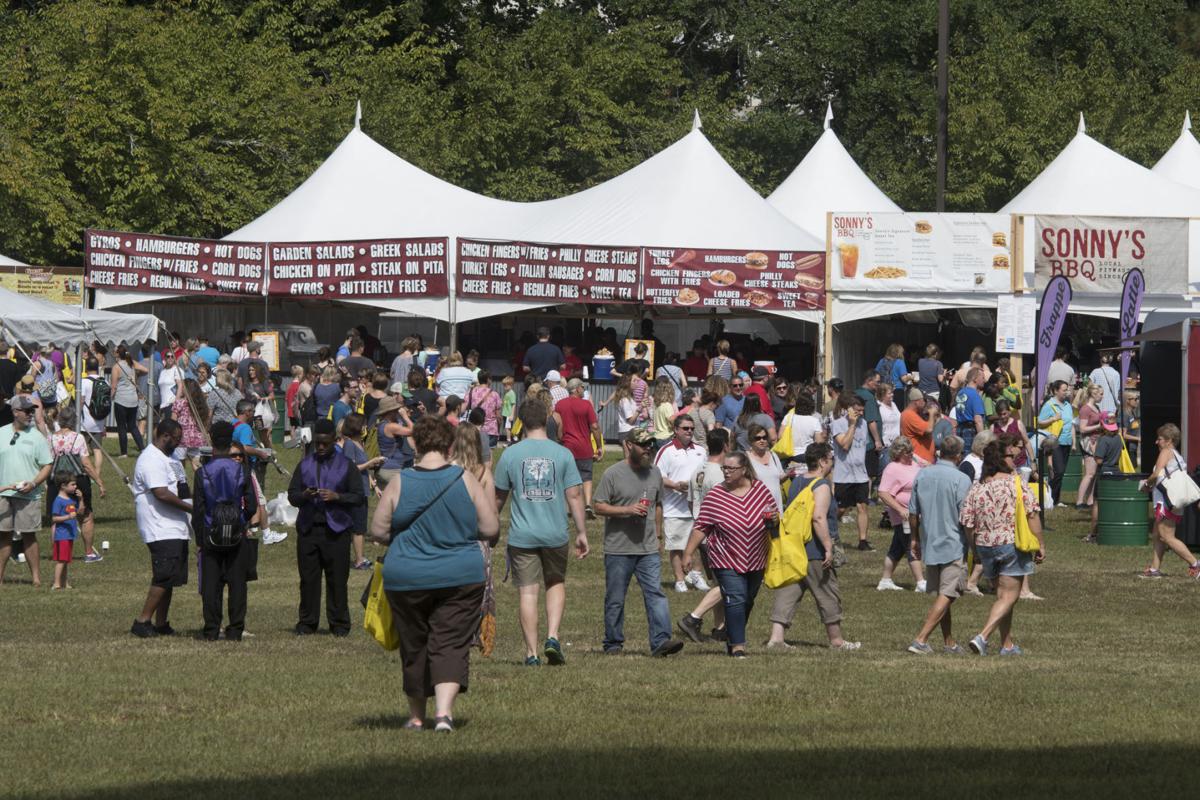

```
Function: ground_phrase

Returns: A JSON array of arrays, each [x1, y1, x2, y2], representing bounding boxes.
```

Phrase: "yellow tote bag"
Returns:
[[1117, 433, 1135, 474], [1013, 476, 1040, 553], [766, 479, 813, 589], [772, 412, 795, 459], [363, 562, 400, 651]]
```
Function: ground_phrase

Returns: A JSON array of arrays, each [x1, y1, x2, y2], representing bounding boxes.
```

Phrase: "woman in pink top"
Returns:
[[684, 450, 776, 658], [876, 437, 925, 592], [464, 369, 502, 445], [1074, 383, 1104, 510], [171, 378, 210, 469]]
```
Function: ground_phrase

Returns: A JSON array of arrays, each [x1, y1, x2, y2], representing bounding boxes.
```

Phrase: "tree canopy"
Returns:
[[1, 0, 1198, 264]]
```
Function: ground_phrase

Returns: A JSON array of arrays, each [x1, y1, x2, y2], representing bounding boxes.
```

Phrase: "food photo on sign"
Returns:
[[829, 212, 1011, 292], [642, 247, 824, 310]]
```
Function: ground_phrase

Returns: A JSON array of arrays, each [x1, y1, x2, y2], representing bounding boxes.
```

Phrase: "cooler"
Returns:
[[592, 355, 614, 381]]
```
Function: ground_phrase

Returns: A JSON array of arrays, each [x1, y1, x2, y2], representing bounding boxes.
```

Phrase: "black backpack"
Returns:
[[88, 376, 112, 420], [199, 458, 248, 552], [299, 389, 317, 425]]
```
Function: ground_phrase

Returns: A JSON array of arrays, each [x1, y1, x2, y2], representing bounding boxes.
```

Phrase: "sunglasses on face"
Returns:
[[720, 465, 743, 472], [731, 383, 743, 388], [752, 435, 769, 441], [677, 427, 694, 432]]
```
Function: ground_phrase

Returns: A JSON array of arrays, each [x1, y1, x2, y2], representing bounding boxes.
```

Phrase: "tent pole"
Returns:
[[823, 213, 834, 384]]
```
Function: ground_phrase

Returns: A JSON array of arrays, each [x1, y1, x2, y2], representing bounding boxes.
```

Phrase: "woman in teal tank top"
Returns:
[[370, 415, 499, 733]]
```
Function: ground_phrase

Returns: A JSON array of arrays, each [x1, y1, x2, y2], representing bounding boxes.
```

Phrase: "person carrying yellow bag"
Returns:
[[1083, 413, 1128, 542], [765, 442, 862, 651]]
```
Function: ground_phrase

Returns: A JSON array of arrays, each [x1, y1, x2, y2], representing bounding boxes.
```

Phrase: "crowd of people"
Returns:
[[2, 324, 1197, 733]]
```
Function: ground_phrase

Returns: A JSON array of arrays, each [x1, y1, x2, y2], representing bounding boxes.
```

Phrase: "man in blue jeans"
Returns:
[[954, 367, 986, 453], [592, 429, 684, 657]]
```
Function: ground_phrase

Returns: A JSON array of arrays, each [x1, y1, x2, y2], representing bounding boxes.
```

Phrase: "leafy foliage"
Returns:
[[1, 0, 1199, 264]]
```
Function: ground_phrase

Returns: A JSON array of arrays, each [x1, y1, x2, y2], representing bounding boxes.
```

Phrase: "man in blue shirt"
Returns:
[[715, 376, 746, 429], [495, 398, 588, 666], [522, 327, 566, 381], [232, 399, 286, 546], [195, 336, 221, 369], [1037, 380, 1075, 506], [953, 367, 986, 453], [906, 435, 972, 654]]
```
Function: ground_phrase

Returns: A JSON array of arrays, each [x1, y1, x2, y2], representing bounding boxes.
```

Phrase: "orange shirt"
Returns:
[[901, 406, 934, 463]]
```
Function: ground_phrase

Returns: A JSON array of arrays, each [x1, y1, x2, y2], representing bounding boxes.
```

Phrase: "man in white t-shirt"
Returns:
[[130, 419, 192, 638], [653, 414, 709, 593]]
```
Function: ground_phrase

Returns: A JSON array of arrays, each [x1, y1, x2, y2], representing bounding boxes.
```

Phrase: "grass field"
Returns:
[[3, 441, 1200, 799]]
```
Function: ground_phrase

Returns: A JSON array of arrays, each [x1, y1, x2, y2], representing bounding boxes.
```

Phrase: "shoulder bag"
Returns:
[[1013, 475, 1040, 553], [1160, 453, 1200, 513]]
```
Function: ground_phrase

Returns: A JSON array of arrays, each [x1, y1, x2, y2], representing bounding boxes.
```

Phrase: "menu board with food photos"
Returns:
[[829, 212, 1012, 292], [641, 248, 825, 311]]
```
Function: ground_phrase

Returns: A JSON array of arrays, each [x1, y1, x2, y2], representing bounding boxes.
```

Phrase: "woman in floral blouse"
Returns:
[[959, 439, 1045, 656]]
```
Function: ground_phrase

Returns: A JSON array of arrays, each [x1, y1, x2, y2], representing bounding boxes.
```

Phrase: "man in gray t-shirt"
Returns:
[[593, 429, 683, 657], [830, 397, 873, 551]]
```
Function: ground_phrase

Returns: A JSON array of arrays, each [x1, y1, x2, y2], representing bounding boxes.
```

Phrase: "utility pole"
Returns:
[[936, 0, 949, 212]]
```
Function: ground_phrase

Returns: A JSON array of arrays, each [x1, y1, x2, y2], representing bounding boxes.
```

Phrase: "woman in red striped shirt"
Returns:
[[684, 451, 778, 657]]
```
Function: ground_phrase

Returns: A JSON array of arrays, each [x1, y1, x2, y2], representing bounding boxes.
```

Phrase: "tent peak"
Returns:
[[691, 108, 702, 131], [1185, 110, 1193, 134], [354, 100, 362, 130], [823, 102, 833, 131], [1077, 113, 1086, 134]]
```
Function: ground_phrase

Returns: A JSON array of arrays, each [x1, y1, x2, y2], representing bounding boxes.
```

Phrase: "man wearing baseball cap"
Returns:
[[543, 370, 568, 408], [593, 428, 684, 657], [1086, 412, 1125, 541], [0, 395, 53, 587], [745, 366, 775, 422]]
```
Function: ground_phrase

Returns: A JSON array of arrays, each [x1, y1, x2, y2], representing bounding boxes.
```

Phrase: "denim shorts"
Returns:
[[977, 543, 1034, 579]]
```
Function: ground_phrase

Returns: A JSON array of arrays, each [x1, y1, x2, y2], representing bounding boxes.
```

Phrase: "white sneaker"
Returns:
[[685, 570, 710, 592], [876, 578, 903, 591], [915, 580, 927, 593], [833, 641, 862, 651], [262, 529, 289, 546], [674, 580, 688, 593]]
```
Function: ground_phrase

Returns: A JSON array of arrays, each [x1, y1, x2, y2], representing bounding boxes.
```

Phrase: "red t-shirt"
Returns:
[[563, 353, 583, 378], [743, 383, 774, 421], [682, 356, 708, 381], [556, 396, 598, 460]]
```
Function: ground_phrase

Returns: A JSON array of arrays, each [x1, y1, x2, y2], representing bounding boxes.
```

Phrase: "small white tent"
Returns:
[[766, 104, 901, 243], [0, 252, 26, 266], [0, 286, 159, 346], [1152, 112, 1200, 190]]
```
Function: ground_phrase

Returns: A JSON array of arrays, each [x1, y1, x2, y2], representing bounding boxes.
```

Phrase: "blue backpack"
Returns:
[[199, 457, 249, 551]]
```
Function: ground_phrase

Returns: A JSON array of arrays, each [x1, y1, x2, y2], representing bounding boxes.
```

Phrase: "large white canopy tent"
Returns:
[[460, 112, 827, 324], [0, 286, 159, 347], [1002, 114, 1200, 304], [766, 104, 901, 243], [1152, 112, 1200, 191]]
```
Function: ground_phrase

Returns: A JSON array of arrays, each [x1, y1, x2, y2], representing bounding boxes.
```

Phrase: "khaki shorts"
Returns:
[[769, 560, 842, 627], [663, 517, 693, 551], [509, 543, 570, 588], [0, 495, 43, 533], [926, 559, 967, 598]]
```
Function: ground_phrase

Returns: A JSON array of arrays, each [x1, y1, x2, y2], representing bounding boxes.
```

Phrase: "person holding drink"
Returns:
[[684, 450, 777, 658]]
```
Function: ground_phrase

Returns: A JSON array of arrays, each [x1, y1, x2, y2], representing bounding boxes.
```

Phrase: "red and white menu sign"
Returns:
[[641, 247, 824, 310], [85, 229, 266, 297], [457, 239, 640, 303], [266, 237, 448, 299]]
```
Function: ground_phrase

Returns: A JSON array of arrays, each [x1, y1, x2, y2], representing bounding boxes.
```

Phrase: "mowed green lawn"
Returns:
[[3, 442, 1200, 799]]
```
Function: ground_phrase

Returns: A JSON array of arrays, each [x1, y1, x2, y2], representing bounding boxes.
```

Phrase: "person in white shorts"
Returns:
[[653, 414, 708, 592]]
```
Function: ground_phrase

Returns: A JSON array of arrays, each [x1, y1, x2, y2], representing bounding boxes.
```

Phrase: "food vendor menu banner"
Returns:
[[85, 229, 266, 297], [0, 266, 84, 305], [267, 238, 448, 299], [829, 213, 1011, 292], [641, 248, 824, 310], [457, 239, 640, 303], [1033, 216, 1187, 294]]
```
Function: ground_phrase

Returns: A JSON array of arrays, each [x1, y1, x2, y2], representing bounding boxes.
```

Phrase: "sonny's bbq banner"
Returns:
[[641, 247, 824, 311], [457, 239, 640, 303], [267, 238, 448, 299], [1033, 216, 1188, 294], [85, 229, 266, 297]]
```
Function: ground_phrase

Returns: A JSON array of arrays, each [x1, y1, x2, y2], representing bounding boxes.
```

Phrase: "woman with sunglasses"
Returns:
[[770, 377, 791, 422], [684, 450, 777, 657], [734, 394, 775, 452], [959, 440, 1045, 656], [745, 422, 786, 514]]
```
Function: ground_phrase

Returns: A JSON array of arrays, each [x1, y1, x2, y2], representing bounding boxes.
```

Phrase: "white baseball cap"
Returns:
[[545, 370, 562, 383]]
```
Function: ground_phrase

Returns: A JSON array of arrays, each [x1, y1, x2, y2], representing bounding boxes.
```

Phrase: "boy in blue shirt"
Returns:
[[50, 472, 81, 590], [953, 367, 986, 452]]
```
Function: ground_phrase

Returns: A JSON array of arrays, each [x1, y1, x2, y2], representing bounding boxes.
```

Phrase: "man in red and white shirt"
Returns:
[[654, 415, 709, 593]]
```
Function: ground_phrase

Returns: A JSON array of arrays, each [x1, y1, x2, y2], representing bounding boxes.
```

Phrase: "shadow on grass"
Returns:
[[40, 744, 1193, 799]]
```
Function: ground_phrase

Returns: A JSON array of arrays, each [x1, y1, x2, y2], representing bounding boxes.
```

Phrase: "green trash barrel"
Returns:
[[272, 396, 286, 445], [1096, 474, 1150, 546], [1062, 450, 1083, 495]]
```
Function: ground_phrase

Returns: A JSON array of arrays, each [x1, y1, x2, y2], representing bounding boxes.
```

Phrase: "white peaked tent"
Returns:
[[1153, 112, 1200, 190], [94, 105, 525, 318], [457, 111, 827, 323], [1002, 114, 1200, 314], [0, 252, 26, 266], [766, 104, 901, 242]]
